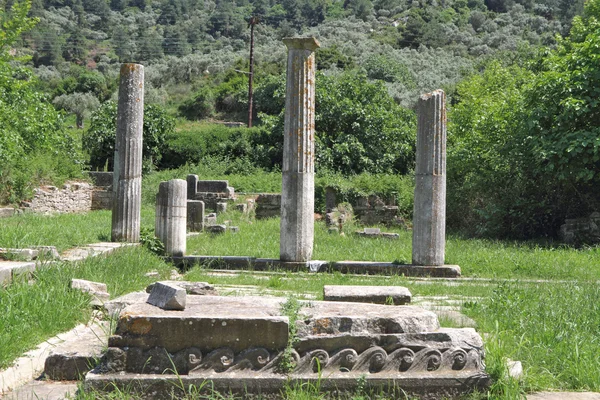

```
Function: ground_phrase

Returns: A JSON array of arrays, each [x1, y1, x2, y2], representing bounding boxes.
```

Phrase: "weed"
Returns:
[[277, 295, 302, 373]]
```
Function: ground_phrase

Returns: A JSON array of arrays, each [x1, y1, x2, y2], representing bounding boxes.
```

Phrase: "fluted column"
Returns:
[[112, 63, 144, 242], [280, 37, 320, 262], [412, 90, 446, 266], [155, 180, 187, 257]]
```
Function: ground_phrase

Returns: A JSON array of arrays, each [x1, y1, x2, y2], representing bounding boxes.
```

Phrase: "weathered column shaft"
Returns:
[[412, 89, 446, 266], [155, 180, 187, 257], [280, 37, 320, 262], [112, 63, 144, 242]]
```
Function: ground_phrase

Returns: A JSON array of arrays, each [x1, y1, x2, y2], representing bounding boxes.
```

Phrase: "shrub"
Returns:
[[83, 101, 175, 172]]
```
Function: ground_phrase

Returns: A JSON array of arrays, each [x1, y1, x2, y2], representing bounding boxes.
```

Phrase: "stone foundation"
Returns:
[[86, 295, 488, 399]]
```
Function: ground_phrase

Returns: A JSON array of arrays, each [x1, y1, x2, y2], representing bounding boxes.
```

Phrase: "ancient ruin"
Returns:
[[86, 293, 489, 398], [111, 63, 144, 243], [280, 37, 320, 263], [412, 90, 447, 266], [155, 179, 187, 257], [186, 174, 235, 211]]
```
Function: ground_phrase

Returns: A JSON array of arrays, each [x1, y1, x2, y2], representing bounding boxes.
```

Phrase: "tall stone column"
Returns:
[[112, 63, 144, 242], [155, 180, 187, 257], [280, 37, 320, 262], [412, 90, 446, 266]]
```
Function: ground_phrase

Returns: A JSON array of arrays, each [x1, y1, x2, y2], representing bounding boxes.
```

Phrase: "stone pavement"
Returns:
[[0, 242, 138, 287]]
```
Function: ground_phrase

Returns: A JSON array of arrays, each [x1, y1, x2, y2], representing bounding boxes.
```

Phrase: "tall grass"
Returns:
[[466, 281, 600, 393], [0, 247, 173, 369]]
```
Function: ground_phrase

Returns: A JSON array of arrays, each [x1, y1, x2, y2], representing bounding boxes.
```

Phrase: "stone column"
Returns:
[[156, 180, 187, 257], [280, 37, 320, 262], [412, 90, 446, 266], [111, 63, 144, 242]]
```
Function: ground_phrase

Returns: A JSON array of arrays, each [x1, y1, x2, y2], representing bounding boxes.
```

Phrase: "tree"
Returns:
[[525, 0, 600, 184], [0, 1, 79, 203], [258, 71, 417, 174], [53, 92, 100, 128]]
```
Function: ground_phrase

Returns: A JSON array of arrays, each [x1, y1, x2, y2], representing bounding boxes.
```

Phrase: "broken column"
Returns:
[[412, 89, 446, 266], [111, 63, 144, 242], [155, 180, 187, 257], [280, 37, 320, 262]]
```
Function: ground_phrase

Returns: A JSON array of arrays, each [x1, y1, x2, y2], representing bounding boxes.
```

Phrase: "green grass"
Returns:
[[0, 211, 112, 253], [2, 208, 600, 398], [0, 246, 173, 370]]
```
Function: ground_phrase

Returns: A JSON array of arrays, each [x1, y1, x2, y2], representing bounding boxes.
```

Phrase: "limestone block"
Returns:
[[216, 202, 227, 214], [0, 207, 16, 218], [146, 281, 217, 296], [186, 174, 199, 199], [146, 281, 186, 310], [197, 180, 229, 193], [204, 213, 217, 225], [0, 266, 12, 285], [187, 200, 204, 232], [323, 285, 412, 305], [71, 279, 110, 305], [44, 323, 108, 380]]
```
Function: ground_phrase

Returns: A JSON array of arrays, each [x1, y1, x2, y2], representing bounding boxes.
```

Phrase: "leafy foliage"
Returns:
[[525, 2, 600, 184], [0, 1, 81, 204], [83, 101, 175, 172]]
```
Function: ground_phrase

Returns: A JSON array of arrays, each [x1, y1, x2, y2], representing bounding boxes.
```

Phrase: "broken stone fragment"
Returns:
[[147, 281, 186, 310], [206, 224, 227, 234], [323, 285, 412, 305], [71, 279, 110, 306], [146, 281, 217, 296]]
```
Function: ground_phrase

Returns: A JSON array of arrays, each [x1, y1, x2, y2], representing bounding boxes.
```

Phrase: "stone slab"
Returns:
[[108, 295, 439, 355], [85, 370, 490, 399], [328, 261, 461, 278], [0, 265, 12, 285], [9, 262, 37, 277], [323, 285, 412, 305], [102, 291, 148, 317], [170, 256, 461, 277], [0, 322, 104, 394], [197, 180, 229, 193], [71, 279, 110, 306], [44, 322, 109, 380], [146, 281, 186, 310], [3, 381, 79, 400], [110, 295, 289, 353], [527, 393, 600, 400], [146, 281, 217, 295], [0, 207, 17, 218]]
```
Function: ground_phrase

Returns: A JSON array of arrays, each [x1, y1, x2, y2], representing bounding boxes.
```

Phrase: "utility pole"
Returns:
[[247, 15, 259, 128]]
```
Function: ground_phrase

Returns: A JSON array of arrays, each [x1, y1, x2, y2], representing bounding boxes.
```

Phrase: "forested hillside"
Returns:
[[20, 0, 583, 108]]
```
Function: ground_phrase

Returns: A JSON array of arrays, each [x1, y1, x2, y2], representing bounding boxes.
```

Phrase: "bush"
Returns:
[[178, 86, 215, 120], [160, 123, 271, 171], [259, 71, 417, 175], [83, 101, 175, 172]]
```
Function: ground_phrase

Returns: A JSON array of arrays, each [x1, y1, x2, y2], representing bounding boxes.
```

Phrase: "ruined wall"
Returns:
[[89, 172, 113, 210], [21, 182, 93, 213], [560, 212, 600, 244]]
